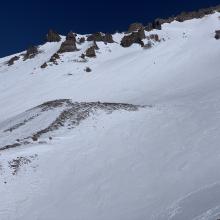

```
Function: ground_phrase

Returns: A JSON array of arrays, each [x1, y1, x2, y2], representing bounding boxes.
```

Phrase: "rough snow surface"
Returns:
[[1, 12, 220, 220]]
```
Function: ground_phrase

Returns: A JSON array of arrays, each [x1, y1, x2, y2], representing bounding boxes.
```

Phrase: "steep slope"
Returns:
[[1, 11, 220, 220]]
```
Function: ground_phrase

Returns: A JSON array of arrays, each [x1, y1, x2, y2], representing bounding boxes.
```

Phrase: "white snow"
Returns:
[[1, 12, 220, 220]]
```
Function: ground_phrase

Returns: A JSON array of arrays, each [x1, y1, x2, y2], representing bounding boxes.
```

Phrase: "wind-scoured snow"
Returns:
[[1, 12, 220, 220]]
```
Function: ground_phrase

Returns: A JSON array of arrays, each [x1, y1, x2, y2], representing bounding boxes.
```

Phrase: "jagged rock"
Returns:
[[85, 46, 96, 57], [66, 31, 77, 42], [128, 23, 144, 32], [46, 29, 61, 42], [41, 62, 48, 69], [49, 53, 60, 64], [23, 46, 38, 60], [78, 37, 85, 44], [87, 32, 114, 43], [58, 32, 77, 53], [137, 28, 146, 40], [215, 30, 220, 40], [121, 32, 144, 48], [7, 56, 19, 66], [145, 19, 162, 31]]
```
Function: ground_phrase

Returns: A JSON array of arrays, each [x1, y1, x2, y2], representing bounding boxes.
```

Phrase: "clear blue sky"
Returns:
[[0, 0, 219, 57]]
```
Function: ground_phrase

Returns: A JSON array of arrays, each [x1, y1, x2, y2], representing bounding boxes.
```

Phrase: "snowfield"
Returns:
[[1, 12, 220, 220]]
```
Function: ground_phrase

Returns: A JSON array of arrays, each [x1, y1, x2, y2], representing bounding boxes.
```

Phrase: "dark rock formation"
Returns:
[[23, 46, 39, 60], [46, 29, 61, 42], [58, 32, 77, 53], [215, 30, 220, 39], [80, 53, 85, 59], [145, 19, 162, 31], [121, 31, 145, 48], [78, 37, 85, 44], [7, 56, 20, 66], [85, 67, 92, 72], [87, 32, 114, 43], [85, 46, 96, 57], [128, 23, 144, 32], [41, 62, 48, 69]]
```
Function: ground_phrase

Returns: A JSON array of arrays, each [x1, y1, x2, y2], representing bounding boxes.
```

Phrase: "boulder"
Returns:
[[85, 67, 92, 72], [128, 23, 144, 32], [78, 37, 85, 44], [120, 32, 144, 48], [41, 62, 48, 69], [87, 32, 114, 43], [46, 29, 61, 42], [215, 30, 220, 40], [23, 46, 38, 60], [7, 56, 19, 66], [85, 46, 96, 57]]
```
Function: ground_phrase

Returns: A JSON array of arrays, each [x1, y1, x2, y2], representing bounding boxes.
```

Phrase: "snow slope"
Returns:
[[1, 12, 220, 220]]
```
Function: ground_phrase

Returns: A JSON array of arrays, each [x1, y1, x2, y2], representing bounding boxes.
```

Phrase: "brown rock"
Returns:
[[58, 32, 77, 53], [85, 46, 96, 57], [46, 29, 61, 42], [23, 46, 39, 60], [79, 37, 85, 44], [87, 32, 114, 43], [7, 56, 20, 66], [121, 32, 144, 47], [128, 23, 144, 32]]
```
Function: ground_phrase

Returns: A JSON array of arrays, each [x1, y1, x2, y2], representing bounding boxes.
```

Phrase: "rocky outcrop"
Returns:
[[121, 31, 145, 48], [87, 32, 114, 43], [145, 19, 162, 31], [58, 32, 77, 53], [49, 53, 60, 63], [215, 30, 220, 39], [23, 46, 39, 60], [85, 46, 96, 57], [144, 5, 220, 31], [7, 56, 20, 66], [46, 29, 61, 42], [78, 37, 85, 44], [128, 23, 144, 32]]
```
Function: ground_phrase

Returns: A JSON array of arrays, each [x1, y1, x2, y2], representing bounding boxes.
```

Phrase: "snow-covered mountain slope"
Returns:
[[1, 11, 220, 220]]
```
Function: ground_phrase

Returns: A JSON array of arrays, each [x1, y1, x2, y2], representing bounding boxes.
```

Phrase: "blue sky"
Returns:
[[0, 0, 219, 57]]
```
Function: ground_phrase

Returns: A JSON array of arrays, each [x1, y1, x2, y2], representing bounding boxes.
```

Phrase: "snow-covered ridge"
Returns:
[[0, 99, 142, 151]]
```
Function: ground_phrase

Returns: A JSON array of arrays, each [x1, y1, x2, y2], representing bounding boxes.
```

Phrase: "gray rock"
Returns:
[[215, 30, 220, 39]]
